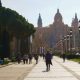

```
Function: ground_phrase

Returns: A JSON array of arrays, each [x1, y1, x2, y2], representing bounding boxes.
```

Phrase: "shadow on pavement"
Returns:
[[42, 70, 48, 72]]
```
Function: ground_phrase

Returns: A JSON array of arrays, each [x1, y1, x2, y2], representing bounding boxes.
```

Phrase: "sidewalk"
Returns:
[[0, 59, 36, 80], [24, 56, 80, 80], [0, 63, 13, 68]]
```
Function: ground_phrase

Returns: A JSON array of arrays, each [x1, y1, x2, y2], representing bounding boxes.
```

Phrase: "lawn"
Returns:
[[70, 58, 80, 63]]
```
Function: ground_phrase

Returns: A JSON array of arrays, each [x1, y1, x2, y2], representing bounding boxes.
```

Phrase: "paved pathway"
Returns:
[[0, 59, 36, 80], [24, 56, 80, 80]]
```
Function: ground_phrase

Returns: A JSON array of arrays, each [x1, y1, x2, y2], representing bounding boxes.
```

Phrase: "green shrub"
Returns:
[[11, 57, 16, 62], [3, 58, 10, 64], [3, 60, 9, 64]]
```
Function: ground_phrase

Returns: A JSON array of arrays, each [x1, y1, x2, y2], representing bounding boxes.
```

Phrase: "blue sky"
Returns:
[[2, 0, 80, 27]]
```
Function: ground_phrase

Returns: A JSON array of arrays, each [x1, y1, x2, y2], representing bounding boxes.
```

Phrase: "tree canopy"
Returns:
[[0, 7, 36, 38]]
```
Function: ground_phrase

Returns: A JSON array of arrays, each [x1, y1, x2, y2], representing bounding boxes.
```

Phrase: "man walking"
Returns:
[[45, 51, 52, 71]]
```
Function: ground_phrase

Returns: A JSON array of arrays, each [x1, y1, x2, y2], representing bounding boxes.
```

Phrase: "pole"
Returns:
[[30, 35, 32, 54], [69, 28, 72, 54], [78, 20, 80, 53], [67, 35, 69, 52]]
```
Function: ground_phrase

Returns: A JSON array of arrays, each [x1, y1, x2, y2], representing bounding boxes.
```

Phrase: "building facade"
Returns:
[[33, 9, 80, 54]]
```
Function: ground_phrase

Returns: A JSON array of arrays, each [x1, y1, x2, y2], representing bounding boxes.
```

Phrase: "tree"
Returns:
[[0, 7, 36, 59]]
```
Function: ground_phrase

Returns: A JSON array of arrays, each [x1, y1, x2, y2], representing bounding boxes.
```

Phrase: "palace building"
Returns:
[[33, 9, 79, 53]]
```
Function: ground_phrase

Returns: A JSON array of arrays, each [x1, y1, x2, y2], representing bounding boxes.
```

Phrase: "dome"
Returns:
[[54, 9, 62, 22]]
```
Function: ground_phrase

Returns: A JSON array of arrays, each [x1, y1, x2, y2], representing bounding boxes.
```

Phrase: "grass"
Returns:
[[70, 58, 80, 62]]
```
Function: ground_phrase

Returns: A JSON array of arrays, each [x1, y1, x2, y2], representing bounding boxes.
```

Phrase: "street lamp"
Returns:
[[60, 39, 64, 54], [70, 28, 72, 53], [78, 20, 80, 53], [61, 36, 66, 54], [30, 35, 33, 54], [67, 34, 69, 52], [78, 20, 80, 31], [70, 29, 72, 35], [64, 36, 67, 53]]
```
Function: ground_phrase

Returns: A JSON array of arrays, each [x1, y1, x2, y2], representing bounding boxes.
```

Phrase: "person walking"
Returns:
[[23, 54, 28, 64], [16, 53, 21, 64], [62, 53, 66, 62], [45, 51, 52, 71], [28, 54, 32, 64], [34, 54, 39, 64]]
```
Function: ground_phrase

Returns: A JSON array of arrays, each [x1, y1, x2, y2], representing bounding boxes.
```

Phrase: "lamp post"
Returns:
[[78, 20, 80, 53], [70, 28, 72, 53], [61, 36, 66, 54], [30, 35, 32, 54], [64, 36, 67, 53], [61, 39, 64, 54], [67, 34, 69, 52]]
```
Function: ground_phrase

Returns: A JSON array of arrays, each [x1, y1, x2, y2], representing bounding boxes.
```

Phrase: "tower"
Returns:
[[71, 13, 78, 50], [71, 13, 78, 27], [54, 9, 63, 23], [37, 13, 42, 28], [0, 0, 2, 7]]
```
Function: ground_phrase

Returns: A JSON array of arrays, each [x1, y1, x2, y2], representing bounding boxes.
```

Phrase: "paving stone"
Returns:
[[24, 57, 80, 80]]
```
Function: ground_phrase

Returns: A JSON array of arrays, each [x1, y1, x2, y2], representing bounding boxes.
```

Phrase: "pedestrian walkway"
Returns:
[[0, 62, 13, 68], [24, 56, 80, 80], [0, 59, 36, 80]]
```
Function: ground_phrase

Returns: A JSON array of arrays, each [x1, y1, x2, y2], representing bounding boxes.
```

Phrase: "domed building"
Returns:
[[33, 9, 70, 53], [54, 9, 63, 23], [48, 9, 69, 47]]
